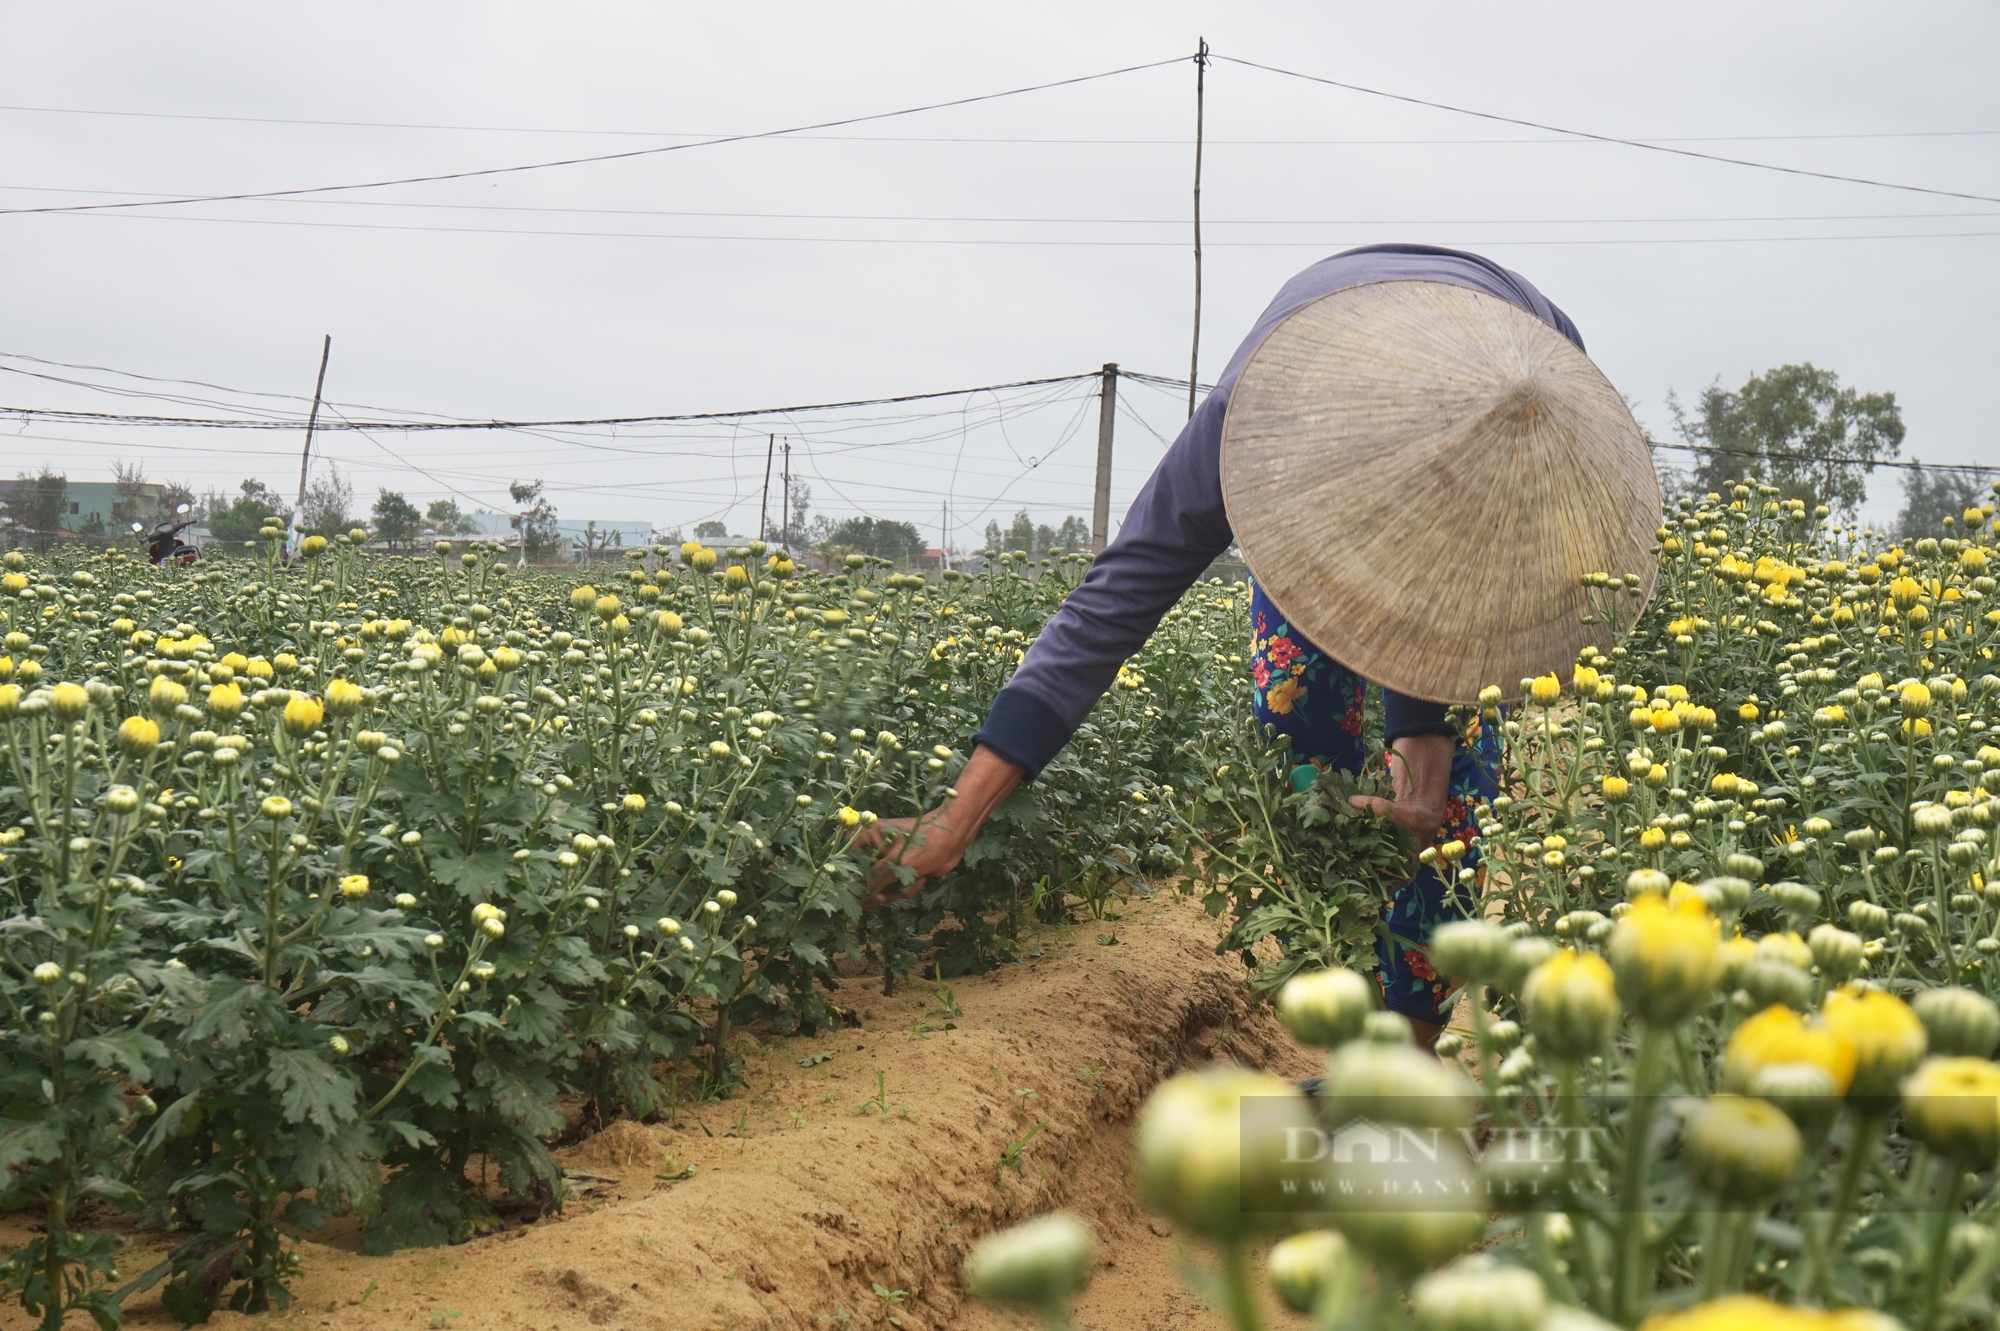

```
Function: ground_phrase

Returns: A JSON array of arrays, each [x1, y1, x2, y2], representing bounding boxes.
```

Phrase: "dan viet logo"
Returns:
[[1242, 1098, 1601, 1211]]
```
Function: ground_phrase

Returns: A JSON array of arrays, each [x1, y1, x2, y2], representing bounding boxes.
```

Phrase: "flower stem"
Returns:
[[1214, 1241, 1263, 1331], [1804, 1110, 1885, 1302], [1613, 1022, 1668, 1324]]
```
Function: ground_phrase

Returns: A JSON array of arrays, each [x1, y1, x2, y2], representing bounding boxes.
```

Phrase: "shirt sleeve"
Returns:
[[1381, 690, 1458, 744], [972, 385, 1236, 776]]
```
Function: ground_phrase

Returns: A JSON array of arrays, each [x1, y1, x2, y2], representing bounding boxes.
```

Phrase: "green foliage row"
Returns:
[[0, 538, 1239, 1328]]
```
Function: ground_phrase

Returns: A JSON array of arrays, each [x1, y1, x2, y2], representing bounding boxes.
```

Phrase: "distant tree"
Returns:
[[302, 464, 355, 537], [1894, 463, 1989, 541], [693, 519, 730, 542], [111, 461, 159, 529], [204, 479, 284, 543], [11, 469, 70, 550], [1672, 363, 1903, 520], [159, 479, 197, 518], [424, 498, 478, 536], [372, 490, 423, 550], [579, 520, 625, 561], [778, 481, 820, 552], [821, 516, 926, 563], [510, 480, 560, 563], [1050, 514, 1089, 551], [986, 509, 1089, 558]]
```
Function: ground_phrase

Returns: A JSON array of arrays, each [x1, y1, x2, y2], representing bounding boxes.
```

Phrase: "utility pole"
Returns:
[[758, 433, 776, 541], [780, 438, 792, 550], [939, 501, 950, 574], [292, 335, 332, 552], [1091, 362, 1119, 550], [1188, 38, 1209, 421]]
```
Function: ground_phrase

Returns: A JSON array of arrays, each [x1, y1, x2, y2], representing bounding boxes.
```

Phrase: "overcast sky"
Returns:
[[3, 2, 1996, 544]]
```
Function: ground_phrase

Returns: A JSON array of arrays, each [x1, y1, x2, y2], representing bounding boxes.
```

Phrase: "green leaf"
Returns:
[[0, 1116, 61, 1175], [67, 1030, 168, 1081], [264, 1047, 359, 1131]]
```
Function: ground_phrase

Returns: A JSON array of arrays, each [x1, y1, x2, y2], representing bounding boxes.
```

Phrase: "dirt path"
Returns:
[[14, 892, 1317, 1331]]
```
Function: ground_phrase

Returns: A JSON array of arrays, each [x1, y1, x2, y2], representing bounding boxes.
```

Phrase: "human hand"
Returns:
[[1346, 791, 1446, 838], [849, 744, 1027, 906], [852, 808, 972, 905], [1346, 733, 1453, 841]]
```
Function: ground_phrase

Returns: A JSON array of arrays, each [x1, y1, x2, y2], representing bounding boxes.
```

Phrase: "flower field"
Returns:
[[969, 481, 2000, 1331], [8, 477, 2000, 1330], [0, 533, 1233, 1328]]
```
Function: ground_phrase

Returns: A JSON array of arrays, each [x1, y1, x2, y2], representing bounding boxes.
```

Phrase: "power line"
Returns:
[[0, 55, 1189, 219], [1122, 367, 1992, 479], [41, 206, 2000, 249], [1648, 440, 1998, 478], [1217, 53, 2000, 207], [0, 348, 485, 423], [16, 181, 2000, 226], [10, 339, 1992, 489], [0, 372, 1100, 432], [6, 100, 1998, 145]]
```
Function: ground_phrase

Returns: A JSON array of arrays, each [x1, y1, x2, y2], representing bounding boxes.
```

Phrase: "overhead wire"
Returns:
[[32, 207, 2000, 249], [0, 371, 1101, 432], [0, 55, 1190, 218], [1215, 53, 2000, 206], [5, 100, 1998, 145], [12, 182, 2000, 228]]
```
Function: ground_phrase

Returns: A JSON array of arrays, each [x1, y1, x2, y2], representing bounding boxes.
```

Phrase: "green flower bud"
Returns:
[[1683, 1094, 1801, 1201], [1276, 968, 1376, 1049], [1746, 1061, 1840, 1133], [1738, 958, 1814, 1012], [1700, 875, 1754, 914], [1847, 899, 1890, 935], [1722, 852, 1765, 881], [1429, 920, 1513, 985], [1411, 1258, 1547, 1331], [1329, 1167, 1485, 1274], [1904, 1057, 2000, 1168], [1808, 924, 1865, 982], [1266, 1230, 1358, 1317], [1914, 988, 2000, 1059], [1521, 949, 1620, 1061], [1134, 1069, 1321, 1241], [1320, 1041, 1475, 1132], [1497, 936, 1558, 993], [1609, 895, 1722, 1027], [1767, 881, 1820, 918]]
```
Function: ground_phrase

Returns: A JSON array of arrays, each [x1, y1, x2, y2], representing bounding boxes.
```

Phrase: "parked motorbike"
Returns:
[[136, 503, 199, 567]]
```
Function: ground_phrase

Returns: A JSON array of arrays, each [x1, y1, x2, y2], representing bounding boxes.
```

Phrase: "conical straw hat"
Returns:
[[1219, 279, 1659, 704]]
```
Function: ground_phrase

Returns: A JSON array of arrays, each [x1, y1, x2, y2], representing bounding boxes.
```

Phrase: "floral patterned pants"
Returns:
[[1249, 581, 1501, 1024]]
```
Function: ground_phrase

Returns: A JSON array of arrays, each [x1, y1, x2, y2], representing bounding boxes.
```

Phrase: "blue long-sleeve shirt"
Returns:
[[973, 244, 1584, 777]]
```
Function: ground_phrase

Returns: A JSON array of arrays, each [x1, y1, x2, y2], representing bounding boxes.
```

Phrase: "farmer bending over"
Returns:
[[860, 243, 1657, 1046]]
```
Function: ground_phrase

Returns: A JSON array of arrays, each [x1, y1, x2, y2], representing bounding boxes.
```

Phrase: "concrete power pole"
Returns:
[[1090, 363, 1118, 550], [758, 433, 776, 542], [780, 438, 791, 550], [291, 335, 332, 556]]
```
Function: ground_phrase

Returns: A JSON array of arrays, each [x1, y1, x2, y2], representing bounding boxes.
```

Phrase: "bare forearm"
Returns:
[[940, 744, 1028, 841]]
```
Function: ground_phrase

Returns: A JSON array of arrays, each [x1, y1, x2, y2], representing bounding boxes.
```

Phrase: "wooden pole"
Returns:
[[1091, 362, 1119, 550], [758, 432, 776, 541], [781, 438, 791, 549], [1187, 39, 1208, 421], [293, 334, 332, 538]]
